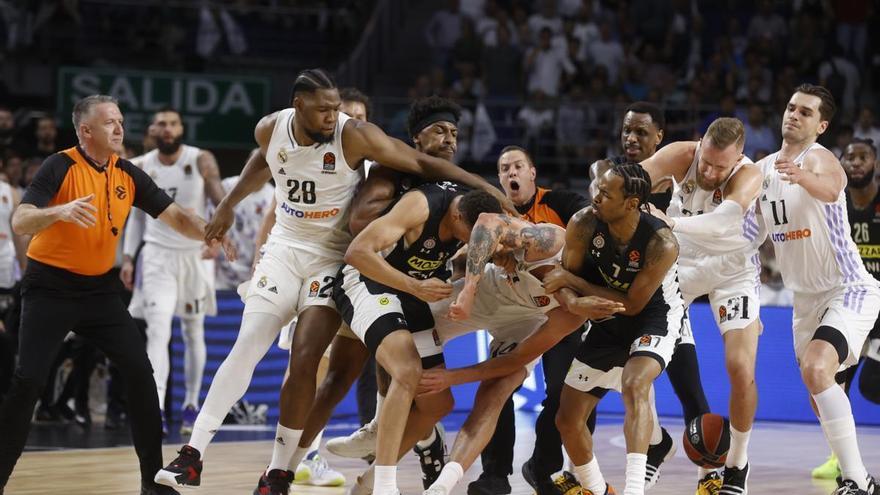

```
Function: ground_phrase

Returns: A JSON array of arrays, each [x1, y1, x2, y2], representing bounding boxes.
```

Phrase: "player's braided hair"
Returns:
[[610, 162, 653, 211], [291, 68, 336, 99]]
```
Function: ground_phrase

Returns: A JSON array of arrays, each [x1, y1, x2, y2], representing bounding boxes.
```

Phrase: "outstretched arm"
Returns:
[[420, 307, 588, 391], [349, 165, 399, 236], [775, 147, 846, 203], [344, 120, 514, 213]]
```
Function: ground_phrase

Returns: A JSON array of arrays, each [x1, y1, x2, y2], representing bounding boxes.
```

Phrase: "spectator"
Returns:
[[587, 20, 625, 84], [21, 115, 60, 160], [572, 2, 599, 61], [746, 0, 787, 44], [517, 90, 555, 159], [831, 124, 855, 158], [817, 45, 860, 120], [854, 105, 880, 145], [555, 85, 592, 173], [425, 0, 463, 67], [742, 103, 778, 159], [527, 0, 562, 43], [451, 18, 483, 75], [525, 27, 575, 98], [833, 0, 870, 64], [481, 22, 522, 98], [0, 107, 15, 158], [1, 153, 21, 190]]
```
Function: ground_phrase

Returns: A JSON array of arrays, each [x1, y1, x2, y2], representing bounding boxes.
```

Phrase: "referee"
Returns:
[[0, 95, 228, 495]]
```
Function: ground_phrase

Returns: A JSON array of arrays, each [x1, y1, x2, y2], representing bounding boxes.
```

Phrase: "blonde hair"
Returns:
[[705, 117, 745, 150]]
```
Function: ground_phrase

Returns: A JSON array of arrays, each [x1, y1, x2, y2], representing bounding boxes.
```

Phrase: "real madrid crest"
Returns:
[[593, 233, 605, 249], [683, 180, 695, 194], [277, 148, 288, 163], [763, 176, 770, 190], [257, 276, 268, 288]]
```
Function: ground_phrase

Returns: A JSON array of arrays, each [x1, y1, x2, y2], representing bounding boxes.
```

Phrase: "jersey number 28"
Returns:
[[287, 179, 316, 204]]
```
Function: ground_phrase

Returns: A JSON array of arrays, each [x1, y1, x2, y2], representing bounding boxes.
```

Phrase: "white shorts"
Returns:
[[678, 249, 762, 334], [242, 241, 341, 325], [129, 243, 217, 319], [333, 264, 444, 367], [793, 283, 880, 371], [430, 275, 549, 374]]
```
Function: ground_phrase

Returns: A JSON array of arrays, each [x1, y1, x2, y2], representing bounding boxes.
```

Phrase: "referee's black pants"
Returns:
[[0, 288, 163, 487], [479, 329, 581, 484]]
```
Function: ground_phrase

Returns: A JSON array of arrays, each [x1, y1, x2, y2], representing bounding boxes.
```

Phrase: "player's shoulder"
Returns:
[[569, 206, 598, 231], [803, 144, 840, 168], [646, 224, 679, 258]]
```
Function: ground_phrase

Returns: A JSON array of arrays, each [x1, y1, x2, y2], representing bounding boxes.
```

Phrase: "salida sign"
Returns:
[[57, 67, 270, 149]]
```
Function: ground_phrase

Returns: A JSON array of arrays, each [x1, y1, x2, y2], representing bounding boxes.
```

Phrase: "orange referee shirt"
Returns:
[[517, 187, 589, 228], [22, 146, 173, 276]]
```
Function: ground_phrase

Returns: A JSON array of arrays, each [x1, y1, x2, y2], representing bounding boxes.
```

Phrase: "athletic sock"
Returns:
[[573, 456, 606, 495], [430, 461, 464, 494], [726, 427, 751, 470], [623, 453, 647, 495], [268, 424, 302, 472], [814, 385, 868, 490], [373, 465, 397, 495]]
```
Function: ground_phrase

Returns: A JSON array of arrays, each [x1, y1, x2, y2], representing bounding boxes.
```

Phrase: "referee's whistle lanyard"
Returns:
[[80, 147, 119, 236]]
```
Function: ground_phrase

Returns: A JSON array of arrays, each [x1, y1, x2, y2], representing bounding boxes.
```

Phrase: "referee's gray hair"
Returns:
[[72, 94, 119, 134]]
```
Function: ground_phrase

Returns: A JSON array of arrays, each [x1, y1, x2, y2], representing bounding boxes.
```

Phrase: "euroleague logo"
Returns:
[[322, 152, 336, 173]]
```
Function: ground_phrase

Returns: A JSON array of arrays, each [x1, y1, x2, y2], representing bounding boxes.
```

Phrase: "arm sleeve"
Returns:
[[122, 207, 145, 258], [542, 190, 590, 224], [672, 199, 743, 239], [118, 159, 173, 218], [21, 153, 73, 207]]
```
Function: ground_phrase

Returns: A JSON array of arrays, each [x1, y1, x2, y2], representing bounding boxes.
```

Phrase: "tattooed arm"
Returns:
[[448, 213, 565, 320]]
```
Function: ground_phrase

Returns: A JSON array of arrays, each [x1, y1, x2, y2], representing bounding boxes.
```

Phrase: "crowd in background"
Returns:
[[0, 0, 879, 434]]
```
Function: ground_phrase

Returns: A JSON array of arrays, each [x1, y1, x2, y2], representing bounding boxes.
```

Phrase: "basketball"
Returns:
[[683, 413, 731, 468]]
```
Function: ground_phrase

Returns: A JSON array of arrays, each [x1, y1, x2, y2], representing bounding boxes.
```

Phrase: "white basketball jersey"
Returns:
[[486, 250, 562, 313], [0, 181, 16, 288], [265, 108, 363, 258], [758, 143, 876, 293], [667, 142, 762, 254], [137, 145, 206, 250]]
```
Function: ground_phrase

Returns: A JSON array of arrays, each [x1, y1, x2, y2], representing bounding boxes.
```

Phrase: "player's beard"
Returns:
[[846, 171, 875, 189], [156, 135, 183, 155], [305, 127, 334, 145]]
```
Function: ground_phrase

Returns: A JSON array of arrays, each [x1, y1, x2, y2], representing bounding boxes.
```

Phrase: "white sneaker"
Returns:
[[423, 485, 448, 495], [294, 453, 346, 486], [327, 421, 377, 458]]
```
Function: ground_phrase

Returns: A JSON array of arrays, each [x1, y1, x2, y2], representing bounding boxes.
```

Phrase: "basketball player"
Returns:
[[249, 87, 373, 489], [0, 174, 27, 405], [155, 69, 507, 493], [315, 97, 470, 491], [548, 163, 684, 495], [641, 117, 762, 494], [471, 145, 589, 495], [590, 102, 714, 494], [418, 213, 623, 495], [812, 137, 880, 481], [333, 184, 502, 495], [757, 84, 878, 495], [120, 107, 225, 435]]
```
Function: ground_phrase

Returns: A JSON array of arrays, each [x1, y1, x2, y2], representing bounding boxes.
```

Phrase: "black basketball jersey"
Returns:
[[609, 155, 671, 212], [383, 181, 464, 280], [582, 210, 670, 308], [846, 188, 880, 280]]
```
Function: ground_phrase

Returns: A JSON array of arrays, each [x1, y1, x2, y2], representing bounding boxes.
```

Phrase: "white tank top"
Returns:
[[137, 145, 206, 250], [667, 141, 763, 254], [0, 181, 16, 288], [265, 108, 363, 258], [758, 142, 876, 293]]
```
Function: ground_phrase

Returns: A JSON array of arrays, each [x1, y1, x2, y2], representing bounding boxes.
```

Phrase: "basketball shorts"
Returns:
[[333, 263, 444, 368], [242, 241, 341, 325], [430, 274, 550, 374], [565, 302, 683, 397], [793, 283, 880, 371], [678, 249, 762, 335], [129, 243, 216, 319]]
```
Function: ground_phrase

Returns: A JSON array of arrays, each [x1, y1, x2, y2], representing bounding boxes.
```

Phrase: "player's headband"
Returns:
[[413, 112, 458, 136]]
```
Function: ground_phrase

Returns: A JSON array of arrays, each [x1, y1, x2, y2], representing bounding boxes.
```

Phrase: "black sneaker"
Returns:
[[833, 475, 877, 495], [253, 469, 294, 495], [645, 427, 676, 489], [549, 471, 584, 495], [140, 482, 180, 495], [467, 473, 511, 495], [719, 463, 749, 495], [413, 423, 447, 489], [522, 458, 556, 495], [154, 445, 203, 487]]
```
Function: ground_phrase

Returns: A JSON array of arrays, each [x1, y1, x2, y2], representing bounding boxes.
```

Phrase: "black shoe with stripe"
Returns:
[[414, 424, 447, 489], [720, 464, 749, 495], [154, 445, 203, 487], [833, 475, 877, 495], [645, 427, 676, 489]]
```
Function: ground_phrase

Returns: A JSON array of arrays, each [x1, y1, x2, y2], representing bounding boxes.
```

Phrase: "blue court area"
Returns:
[[164, 291, 879, 429]]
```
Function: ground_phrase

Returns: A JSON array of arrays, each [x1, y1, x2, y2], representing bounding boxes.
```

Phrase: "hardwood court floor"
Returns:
[[7, 419, 880, 494]]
